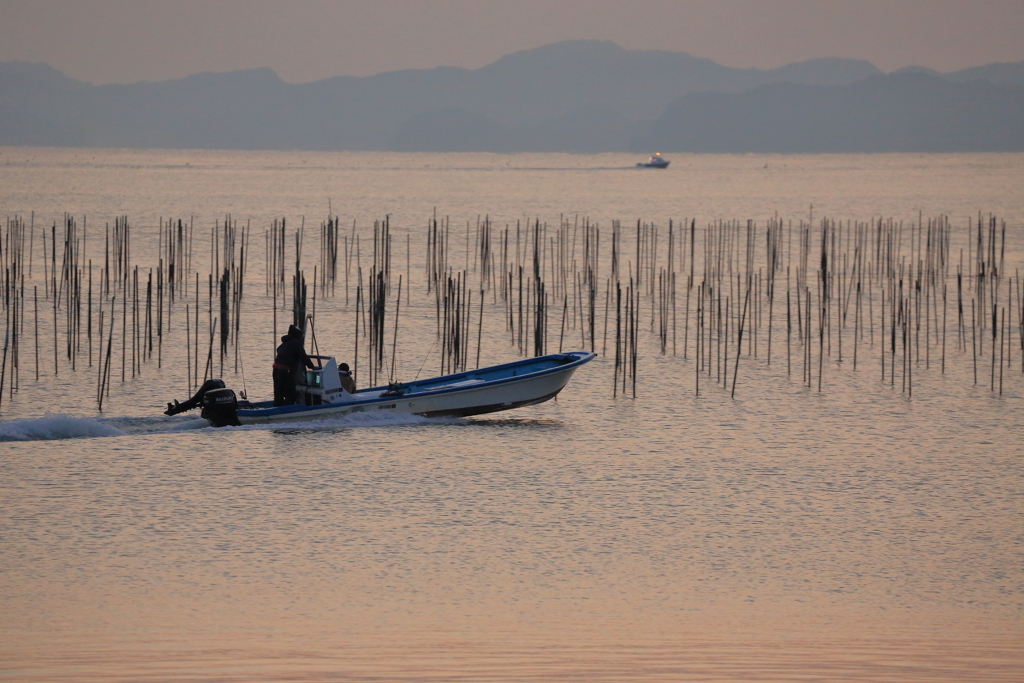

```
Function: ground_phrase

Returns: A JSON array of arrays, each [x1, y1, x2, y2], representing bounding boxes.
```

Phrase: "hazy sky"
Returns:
[[2, 0, 1022, 84]]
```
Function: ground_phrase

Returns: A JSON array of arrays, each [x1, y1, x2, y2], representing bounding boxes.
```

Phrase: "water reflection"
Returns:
[[0, 150, 1021, 681]]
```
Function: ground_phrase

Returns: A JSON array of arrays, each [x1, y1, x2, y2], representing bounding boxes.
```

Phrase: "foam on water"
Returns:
[[0, 410, 463, 441], [0, 413, 126, 441], [222, 410, 462, 431]]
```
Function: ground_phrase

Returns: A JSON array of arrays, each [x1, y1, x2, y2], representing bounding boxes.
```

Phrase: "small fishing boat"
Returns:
[[636, 153, 670, 168], [165, 351, 596, 426]]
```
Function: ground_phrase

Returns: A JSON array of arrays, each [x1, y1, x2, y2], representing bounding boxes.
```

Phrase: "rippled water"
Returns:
[[1, 149, 1022, 681]]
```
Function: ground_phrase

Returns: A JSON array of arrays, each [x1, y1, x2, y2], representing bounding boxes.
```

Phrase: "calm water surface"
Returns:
[[1, 149, 1022, 681]]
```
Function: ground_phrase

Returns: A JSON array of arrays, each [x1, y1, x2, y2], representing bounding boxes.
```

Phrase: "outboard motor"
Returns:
[[200, 386, 241, 427], [165, 379, 240, 427]]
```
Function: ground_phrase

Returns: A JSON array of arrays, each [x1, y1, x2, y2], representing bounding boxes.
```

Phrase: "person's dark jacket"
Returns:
[[274, 335, 314, 372]]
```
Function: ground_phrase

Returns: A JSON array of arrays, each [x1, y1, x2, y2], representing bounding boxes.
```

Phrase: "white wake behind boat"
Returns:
[[165, 351, 596, 426]]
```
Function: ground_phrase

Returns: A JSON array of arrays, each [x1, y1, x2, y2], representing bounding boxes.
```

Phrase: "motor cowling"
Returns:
[[200, 387, 241, 427], [165, 378, 227, 416]]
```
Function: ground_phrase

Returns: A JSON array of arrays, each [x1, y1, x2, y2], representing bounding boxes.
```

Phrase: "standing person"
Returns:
[[338, 362, 356, 394], [273, 324, 315, 406]]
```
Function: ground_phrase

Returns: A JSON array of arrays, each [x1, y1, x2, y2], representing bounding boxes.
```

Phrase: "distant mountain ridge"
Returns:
[[1, 40, 1022, 152]]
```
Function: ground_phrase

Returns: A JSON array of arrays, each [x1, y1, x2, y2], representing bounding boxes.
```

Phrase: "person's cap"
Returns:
[[339, 362, 350, 371], [288, 324, 302, 337]]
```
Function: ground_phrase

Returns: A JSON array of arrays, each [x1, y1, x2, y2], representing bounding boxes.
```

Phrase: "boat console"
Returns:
[[296, 355, 349, 405]]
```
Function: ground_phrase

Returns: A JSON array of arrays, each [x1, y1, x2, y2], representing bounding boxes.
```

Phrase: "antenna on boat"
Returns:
[[237, 352, 248, 401], [413, 336, 438, 382], [306, 314, 320, 357]]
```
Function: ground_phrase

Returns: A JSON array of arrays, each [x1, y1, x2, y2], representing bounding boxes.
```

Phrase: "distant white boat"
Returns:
[[165, 351, 596, 427], [636, 153, 670, 168]]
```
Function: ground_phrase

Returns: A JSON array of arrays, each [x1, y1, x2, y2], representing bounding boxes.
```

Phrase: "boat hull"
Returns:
[[233, 352, 595, 425], [637, 154, 670, 168]]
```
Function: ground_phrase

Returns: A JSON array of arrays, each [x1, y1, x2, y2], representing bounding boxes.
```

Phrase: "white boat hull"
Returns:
[[233, 352, 595, 425]]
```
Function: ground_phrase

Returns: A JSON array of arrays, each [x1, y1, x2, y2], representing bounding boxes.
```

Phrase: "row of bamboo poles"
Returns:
[[0, 209, 1021, 414]]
